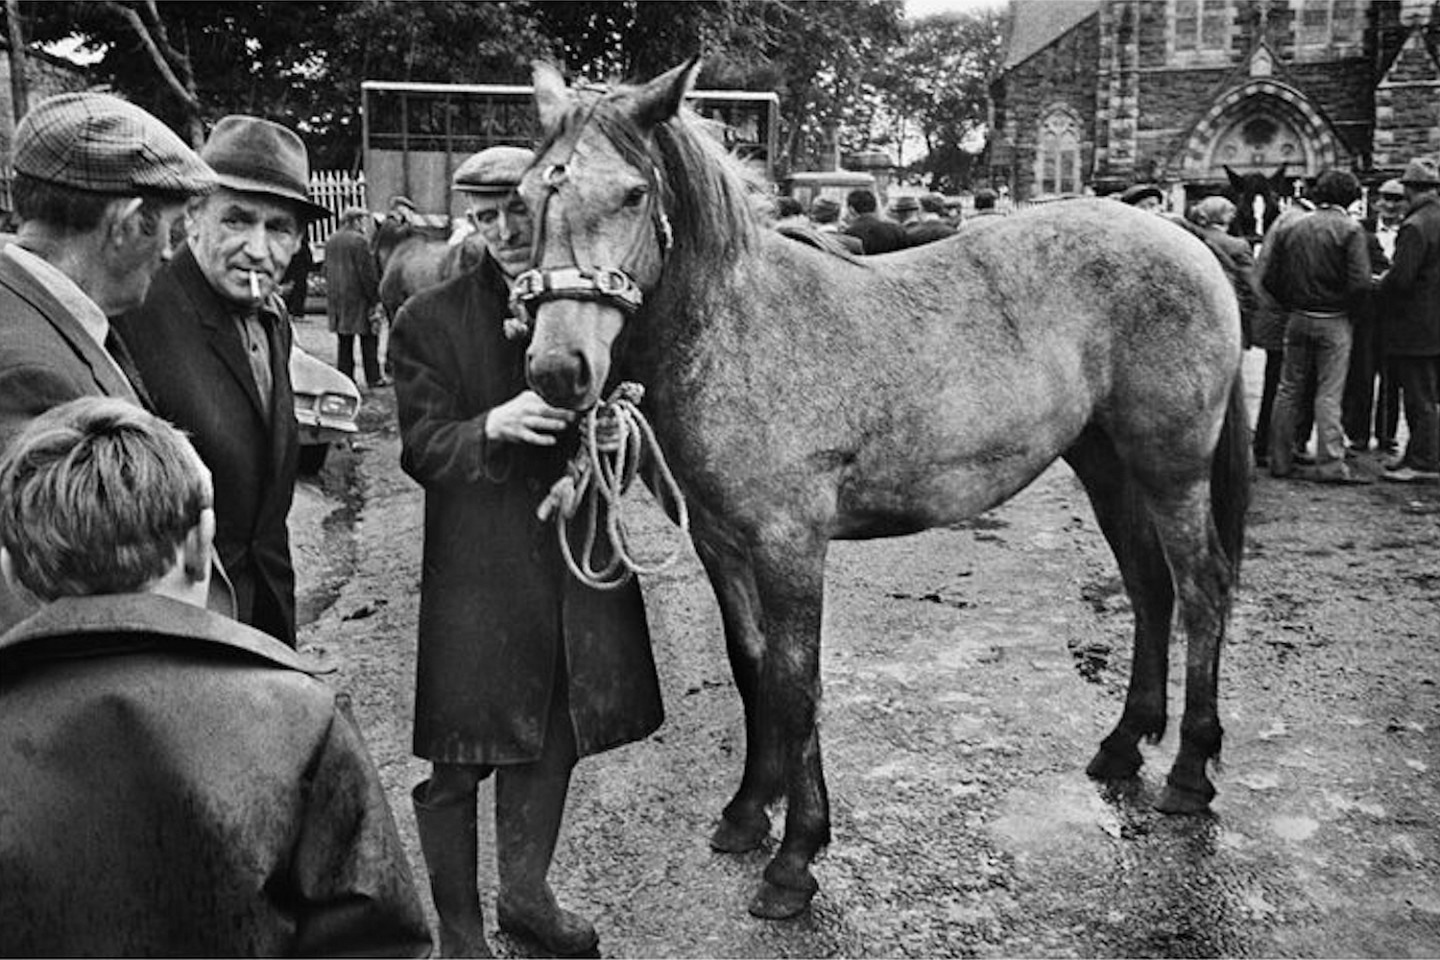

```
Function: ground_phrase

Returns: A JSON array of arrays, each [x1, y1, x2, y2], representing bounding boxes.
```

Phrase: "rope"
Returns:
[[539, 382, 690, 590]]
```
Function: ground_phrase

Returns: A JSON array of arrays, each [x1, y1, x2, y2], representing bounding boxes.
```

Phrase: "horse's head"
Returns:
[[516, 58, 703, 411], [1225, 163, 1288, 243]]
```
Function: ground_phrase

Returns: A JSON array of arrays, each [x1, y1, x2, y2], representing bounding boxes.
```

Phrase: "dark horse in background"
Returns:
[[517, 59, 1251, 920], [1226, 163, 1291, 247], [371, 219, 487, 321]]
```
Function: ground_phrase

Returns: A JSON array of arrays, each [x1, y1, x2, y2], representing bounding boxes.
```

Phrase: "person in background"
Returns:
[[325, 206, 385, 388], [391, 146, 664, 958], [967, 187, 1006, 222], [1377, 157, 1440, 483], [1119, 183, 1164, 212], [0, 397, 431, 958], [1262, 168, 1372, 484], [772, 195, 809, 231], [115, 115, 332, 646], [811, 196, 864, 254], [279, 230, 313, 319], [889, 194, 921, 230], [1341, 181, 1397, 456], [905, 193, 958, 246], [1370, 179, 1406, 458], [0, 91, 221, 634], [843, 188, 907, 254], [1186, 196, 1258, 335]]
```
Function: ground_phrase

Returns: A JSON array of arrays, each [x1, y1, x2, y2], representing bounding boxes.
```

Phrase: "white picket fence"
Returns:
[[306, 171, 368, 254]]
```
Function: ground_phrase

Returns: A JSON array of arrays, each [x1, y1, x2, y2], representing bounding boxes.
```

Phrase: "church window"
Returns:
[[1035, 108, 1081, 196], [1174, 0, 1231, 53], [1296, 0, 1361, 51]]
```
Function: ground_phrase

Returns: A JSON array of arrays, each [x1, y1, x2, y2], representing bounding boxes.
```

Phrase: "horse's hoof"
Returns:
[[1085, 746, 1143, 781], [747, 876, 817, 920], [1155, 781, 1214, 814], [710, 813, 769, 853]]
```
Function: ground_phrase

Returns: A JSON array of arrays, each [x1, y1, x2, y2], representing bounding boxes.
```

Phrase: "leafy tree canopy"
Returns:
[[9, 0, 1001, 185]]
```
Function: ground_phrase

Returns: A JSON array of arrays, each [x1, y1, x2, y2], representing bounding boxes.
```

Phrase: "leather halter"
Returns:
[[510, 108, 672, 324]]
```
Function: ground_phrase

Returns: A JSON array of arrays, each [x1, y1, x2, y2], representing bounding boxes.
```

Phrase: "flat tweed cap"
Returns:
[[201, 115, 330, 220], [14, 92, 216, 196], [453, 146, 534, 194]]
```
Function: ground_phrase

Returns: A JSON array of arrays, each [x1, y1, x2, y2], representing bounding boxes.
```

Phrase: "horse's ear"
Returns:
[[1224, 165, 1244, 191], [1269, 163, 1289, 189], [532, 60, 570, 135], [632, 56, 702, 129]]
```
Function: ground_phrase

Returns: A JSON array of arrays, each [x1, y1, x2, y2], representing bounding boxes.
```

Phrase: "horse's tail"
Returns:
[[1210, 369, 1251, 580]]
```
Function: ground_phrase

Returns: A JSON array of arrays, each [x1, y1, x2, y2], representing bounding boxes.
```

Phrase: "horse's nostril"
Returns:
[[528, 349, 593, 407]]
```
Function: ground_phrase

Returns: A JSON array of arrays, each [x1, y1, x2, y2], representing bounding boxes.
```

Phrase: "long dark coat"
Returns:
[[1378, 192, 1440, 357], [0, 593, 431, 958], [324, 225, 380, 336], [390, 256, 663, 765], [114, 246, 300, 645]]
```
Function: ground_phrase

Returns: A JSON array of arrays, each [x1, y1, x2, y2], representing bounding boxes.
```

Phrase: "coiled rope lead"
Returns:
[[537, 382, 690, 590]]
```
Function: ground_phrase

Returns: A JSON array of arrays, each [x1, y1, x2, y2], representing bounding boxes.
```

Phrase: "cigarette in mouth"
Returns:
[[249, 270, 261, 300]]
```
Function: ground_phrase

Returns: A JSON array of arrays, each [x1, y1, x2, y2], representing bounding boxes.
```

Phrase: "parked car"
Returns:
[[289, 342, 360, 474]]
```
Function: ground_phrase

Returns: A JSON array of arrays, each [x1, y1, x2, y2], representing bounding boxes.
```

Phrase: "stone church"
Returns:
[[987, 0, 1440, 202]]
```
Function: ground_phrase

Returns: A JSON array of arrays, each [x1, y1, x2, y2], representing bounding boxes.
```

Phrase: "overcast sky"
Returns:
[[905, 0, 1006, 18]]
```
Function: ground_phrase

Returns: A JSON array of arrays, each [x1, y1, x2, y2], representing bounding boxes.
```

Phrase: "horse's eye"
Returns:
[[623, 185, 649, 208]]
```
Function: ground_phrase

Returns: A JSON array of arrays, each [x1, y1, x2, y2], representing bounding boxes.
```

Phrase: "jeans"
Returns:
[[337, 333, 381, 386], [1270, 311, 1352, 475], [1392, 355, 1439, 472]]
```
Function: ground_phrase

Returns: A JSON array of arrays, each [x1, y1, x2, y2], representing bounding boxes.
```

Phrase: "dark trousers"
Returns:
[[1393, 355, 1440, 472], [337, 333, 381, 386], [1254, 348, 1313, 462], [1342, 324, 1401, 449]]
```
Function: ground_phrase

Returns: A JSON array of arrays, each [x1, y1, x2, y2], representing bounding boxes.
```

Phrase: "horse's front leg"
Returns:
[[693, 529, 781, 854], [746, 536, 830, 920]]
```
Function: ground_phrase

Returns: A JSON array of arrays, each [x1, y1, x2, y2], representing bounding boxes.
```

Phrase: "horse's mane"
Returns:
[[539, 84, 762, 286]]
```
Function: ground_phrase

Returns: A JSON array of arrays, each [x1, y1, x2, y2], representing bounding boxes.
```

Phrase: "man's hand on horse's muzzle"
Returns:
[[485, 389, 575, 447]]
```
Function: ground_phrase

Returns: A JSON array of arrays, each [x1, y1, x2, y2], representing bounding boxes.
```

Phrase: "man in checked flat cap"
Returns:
[[116, 115, 332, 647], [390, 146, 663, 958], [0, 91, 220, 634]]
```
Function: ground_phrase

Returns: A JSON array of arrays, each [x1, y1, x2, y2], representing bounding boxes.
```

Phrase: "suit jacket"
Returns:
[[114, 245, 300, 645], [391, 255, 663, 764], [844, 213, 909, 255], [0, 593, 431, 958]]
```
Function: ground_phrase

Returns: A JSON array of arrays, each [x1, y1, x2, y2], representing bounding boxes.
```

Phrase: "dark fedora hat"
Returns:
[[200, 115, 330, 220]]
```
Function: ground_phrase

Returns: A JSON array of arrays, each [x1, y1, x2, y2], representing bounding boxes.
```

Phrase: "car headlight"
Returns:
[[319, 393, 359, 419]]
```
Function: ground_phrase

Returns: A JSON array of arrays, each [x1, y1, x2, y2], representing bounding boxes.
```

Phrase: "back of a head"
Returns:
[[847, 189, 877, 215], [0, 398, 210, 601], [11, 91, 216, 233], [1311, 168, 1361, 208], [974, 188, 998, 211], [774, 196, 804, 219], [1191, 195, 1237, 229], [811, 197, 841, 224], [920, 194, 947, 216], [340, 206, 370, 230]]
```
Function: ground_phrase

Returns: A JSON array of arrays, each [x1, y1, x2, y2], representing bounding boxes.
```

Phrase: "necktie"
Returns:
[[104, 328, 154, 411]]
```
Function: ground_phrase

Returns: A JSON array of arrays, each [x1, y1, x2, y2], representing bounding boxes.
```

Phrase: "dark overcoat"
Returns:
[[0, 593, 431, 958], [0, 249, 144, 633], [114, 245, 300, 644], [390, 256, 663, 765], [1378, 193, 1440, 357], [325, 226, 380, 336]]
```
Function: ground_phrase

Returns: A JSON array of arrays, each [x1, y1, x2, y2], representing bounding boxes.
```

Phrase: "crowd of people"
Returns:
[[1120, 164, 1440, 485], [2, 82, 1436, 958], [771, 185, 1003, 254]]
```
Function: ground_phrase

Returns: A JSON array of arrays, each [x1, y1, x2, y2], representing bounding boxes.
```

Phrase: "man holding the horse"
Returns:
[[390, 145, 663, 958], [1261, 167, 1373, 484], [1377, 157, 1440, 483]]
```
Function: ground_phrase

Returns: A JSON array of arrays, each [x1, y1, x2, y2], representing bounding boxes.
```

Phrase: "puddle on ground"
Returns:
[[990, 773, 1123, 852]]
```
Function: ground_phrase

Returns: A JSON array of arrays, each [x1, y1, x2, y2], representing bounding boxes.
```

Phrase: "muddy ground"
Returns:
[[291, 319, 1439, 958]]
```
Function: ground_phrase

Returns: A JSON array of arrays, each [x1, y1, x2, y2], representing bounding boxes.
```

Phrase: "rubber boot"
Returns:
[[412, 781, 493, 959], [495, 750, 597, 955]]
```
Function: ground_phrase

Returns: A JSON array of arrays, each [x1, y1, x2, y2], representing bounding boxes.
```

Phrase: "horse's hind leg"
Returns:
[[693, 532, 782, 853], [1142, 478, 1232, 813], [1065, 429, 1175, 780]]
